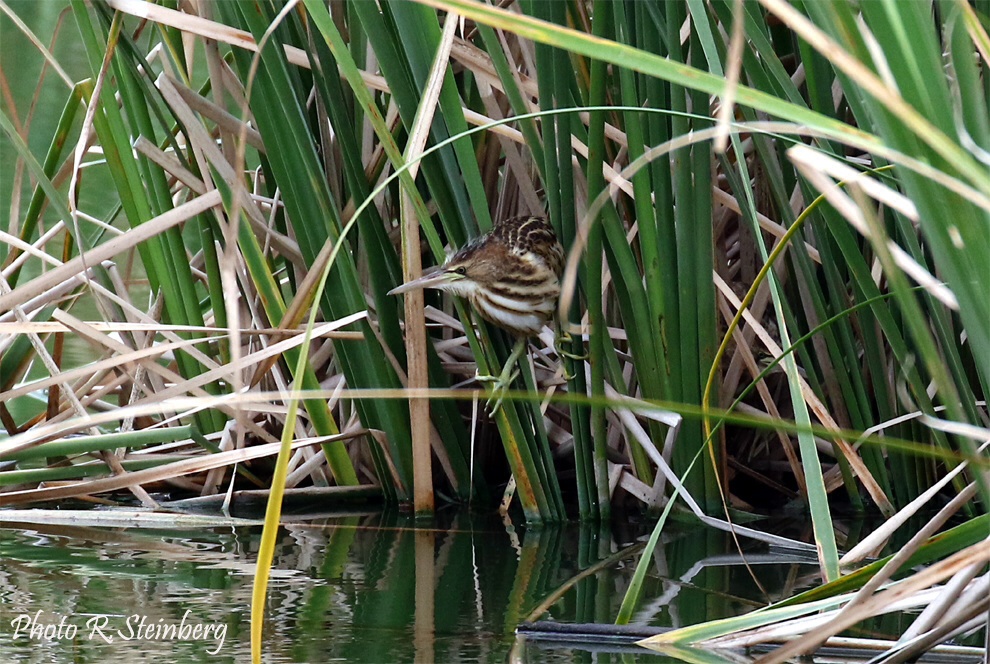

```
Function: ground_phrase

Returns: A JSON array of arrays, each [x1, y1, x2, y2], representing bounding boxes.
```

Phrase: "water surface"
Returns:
[[2, 508, 801, 662]]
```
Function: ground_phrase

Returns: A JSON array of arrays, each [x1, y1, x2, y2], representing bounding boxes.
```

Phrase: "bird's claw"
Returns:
[[561, 363, 579, 382], [475, 369, 518, 415], [554, 331, 587, 361], [486, 391, 506, 415]]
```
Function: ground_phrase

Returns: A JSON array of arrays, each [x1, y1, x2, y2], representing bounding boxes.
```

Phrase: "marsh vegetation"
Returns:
[[1, 0, 988, 661]]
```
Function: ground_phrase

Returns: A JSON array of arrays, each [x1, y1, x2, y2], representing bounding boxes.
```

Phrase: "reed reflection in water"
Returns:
[[2, 508, 818, 662]]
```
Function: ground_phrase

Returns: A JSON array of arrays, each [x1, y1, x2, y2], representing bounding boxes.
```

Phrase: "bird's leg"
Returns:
[[475, 336, 527, 414], [554, 329, 587, 361]]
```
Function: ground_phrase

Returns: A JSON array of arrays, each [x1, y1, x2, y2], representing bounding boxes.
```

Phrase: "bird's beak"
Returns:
[[387, 268, 451, 295]]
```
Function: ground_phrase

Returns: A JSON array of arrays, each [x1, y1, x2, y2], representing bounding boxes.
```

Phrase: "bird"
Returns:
[[388, 215, 565, 413]]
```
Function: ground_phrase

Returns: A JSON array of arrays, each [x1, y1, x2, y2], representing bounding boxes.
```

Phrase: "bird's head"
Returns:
[[387, 237, 499, 299]]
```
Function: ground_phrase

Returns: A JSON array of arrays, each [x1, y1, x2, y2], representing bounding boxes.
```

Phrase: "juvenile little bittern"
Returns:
[[388, 215, 564, 412]]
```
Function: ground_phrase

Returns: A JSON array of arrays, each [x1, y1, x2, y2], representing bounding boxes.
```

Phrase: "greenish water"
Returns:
[[2, 507, 986, 663], [0, 509, 809, 663]]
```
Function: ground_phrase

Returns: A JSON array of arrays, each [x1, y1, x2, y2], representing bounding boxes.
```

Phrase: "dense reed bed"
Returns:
[[1, 1, 987, 660]]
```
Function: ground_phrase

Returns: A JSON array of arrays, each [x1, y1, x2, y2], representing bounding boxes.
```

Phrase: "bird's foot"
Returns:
[[475, 366, 519, 415], [554, 331, 587, 361]]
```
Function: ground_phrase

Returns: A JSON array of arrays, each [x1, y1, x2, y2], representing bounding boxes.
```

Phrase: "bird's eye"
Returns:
[[455, 266, 467, 275]]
